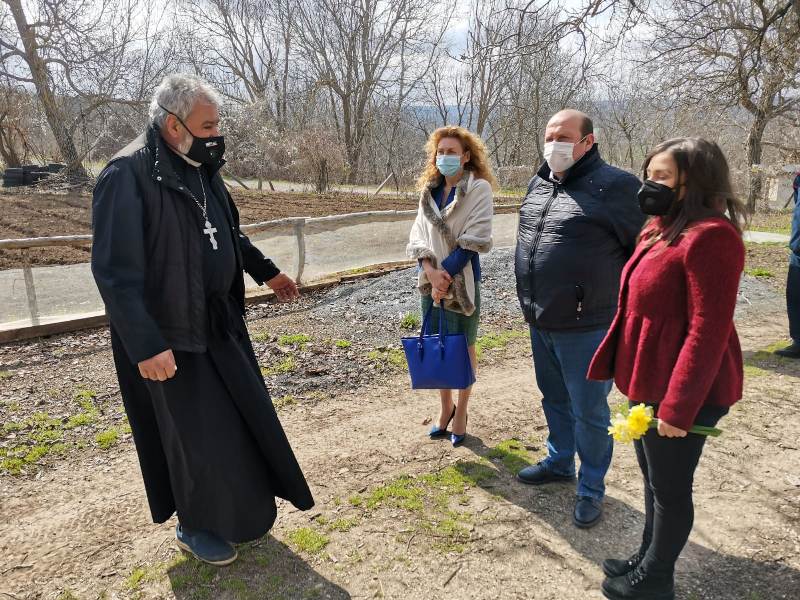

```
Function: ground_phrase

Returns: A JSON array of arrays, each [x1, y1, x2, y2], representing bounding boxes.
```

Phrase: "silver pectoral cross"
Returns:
[[203, 220, 218, 250]]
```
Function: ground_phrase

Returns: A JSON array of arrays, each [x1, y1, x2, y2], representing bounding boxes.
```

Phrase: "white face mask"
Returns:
[[543, 136, 588, 174]]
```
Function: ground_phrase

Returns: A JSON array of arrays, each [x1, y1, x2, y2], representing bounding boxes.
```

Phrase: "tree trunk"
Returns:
[[6, 0, 86, 180], [0, 121, 22, 167], [745, 112, 768, 212]]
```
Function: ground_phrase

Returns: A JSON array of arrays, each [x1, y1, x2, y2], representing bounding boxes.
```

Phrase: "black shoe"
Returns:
[[602, 550, 644, 577], [602, 566, 675, 600], [516, 461, 575, 486], [429, 405, 456, 438], [573, 496, 603, 529], [774, 342, 800, 358]]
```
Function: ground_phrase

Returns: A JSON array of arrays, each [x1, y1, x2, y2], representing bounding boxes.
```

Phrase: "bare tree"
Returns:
[[0, 0, 173, 178], [293, 0, 450, 182], [643, 0, 800, 210]]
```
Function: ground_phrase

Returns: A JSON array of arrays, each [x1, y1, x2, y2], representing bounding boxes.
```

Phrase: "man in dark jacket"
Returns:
[[514, 109, 644, 528], [775, 169, 800, 358], [91, 74, 313, 566]]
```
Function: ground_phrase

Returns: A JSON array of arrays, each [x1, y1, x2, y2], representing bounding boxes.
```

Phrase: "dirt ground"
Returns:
[[0, 188, 427, 270], [1, 263, 798, 600]]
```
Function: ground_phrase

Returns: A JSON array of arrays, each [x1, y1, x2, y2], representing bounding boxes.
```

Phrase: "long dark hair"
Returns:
[[641, 138, 748, 247]]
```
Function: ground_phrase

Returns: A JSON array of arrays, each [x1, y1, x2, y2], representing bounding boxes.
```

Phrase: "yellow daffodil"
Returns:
[[627, 404, 654, 438]]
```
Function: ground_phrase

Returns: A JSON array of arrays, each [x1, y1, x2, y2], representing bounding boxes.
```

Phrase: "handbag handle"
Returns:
[[419, 300, 449, 340]]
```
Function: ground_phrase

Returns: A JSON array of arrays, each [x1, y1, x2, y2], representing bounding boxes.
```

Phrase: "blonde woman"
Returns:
[[407, 126, 496, 446]]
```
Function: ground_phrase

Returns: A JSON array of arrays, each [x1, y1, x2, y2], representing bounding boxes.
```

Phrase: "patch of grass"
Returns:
[[277, 333, 312, 348], [367, 348, 407, 369], [125, 567, 148, 590], [73, 388, 97, 402], [400, 312, 421, 330], [327, 517, 359, 532], [28, 411, 62, 431], [347, 495, 362, 507], [95, 428, 119, 450], [334, 339, 352, 349], [29, 429, 62, 444], [287, 527, 329, 554], [748, 210, 792, 235], [261, 356, 297, 376], [744, 364, 770, 378], [64, 411, 96, 429], [0, 370, 11, 380], [2, 420, 25, 433], [56, 591, 80, 600], [745, 267, 774, 278], [251, 331, 270, 342], [475, 330, 528, 359], [744, 340, 795, 377], [221, 578, 248, 594], [366, 475, 425, 511], [486, 438, 536, 474], [274, 394, 297, 409], [0, 457, 24, 474]]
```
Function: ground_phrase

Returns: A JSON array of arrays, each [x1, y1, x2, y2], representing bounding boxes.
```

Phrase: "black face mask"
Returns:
[[158, 104, 225, 165], [638, 179, 677, 216]]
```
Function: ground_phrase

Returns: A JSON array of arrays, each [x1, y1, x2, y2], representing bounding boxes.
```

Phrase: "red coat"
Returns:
[[588, 217, 745, 431]]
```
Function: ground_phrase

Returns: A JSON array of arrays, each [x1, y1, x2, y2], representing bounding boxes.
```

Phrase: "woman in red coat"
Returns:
[[588, 138, 747, 600]]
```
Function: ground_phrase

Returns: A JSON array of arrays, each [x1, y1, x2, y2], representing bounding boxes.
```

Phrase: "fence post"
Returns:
[[21, 249, 40, 326], [294, 219, 306, 284]]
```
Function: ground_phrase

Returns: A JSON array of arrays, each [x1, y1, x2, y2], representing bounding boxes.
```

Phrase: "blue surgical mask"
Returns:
[[436, 155, 463, 177]]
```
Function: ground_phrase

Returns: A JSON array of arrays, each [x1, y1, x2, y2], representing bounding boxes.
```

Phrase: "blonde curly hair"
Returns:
[[417, 126, 497, 191]]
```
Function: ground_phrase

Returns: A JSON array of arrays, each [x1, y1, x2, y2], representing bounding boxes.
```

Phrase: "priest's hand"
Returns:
[[267, 273, 300, 302], [138, 349, 177, 382]]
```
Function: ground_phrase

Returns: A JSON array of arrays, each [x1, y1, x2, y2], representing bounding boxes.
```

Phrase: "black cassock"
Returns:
[[106, 150, 313, 543]]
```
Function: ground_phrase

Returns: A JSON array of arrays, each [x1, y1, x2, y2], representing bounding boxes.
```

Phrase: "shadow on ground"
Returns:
[[456, 434, 799, 600], [167, 534, 350, 600]]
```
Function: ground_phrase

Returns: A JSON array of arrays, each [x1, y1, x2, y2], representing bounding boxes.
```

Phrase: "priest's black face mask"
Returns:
[[159, 104, 225, 165]]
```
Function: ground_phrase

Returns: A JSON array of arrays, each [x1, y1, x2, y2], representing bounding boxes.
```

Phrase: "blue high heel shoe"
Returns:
[[429, 405, 456, 439], [451, 414, 468, 447]]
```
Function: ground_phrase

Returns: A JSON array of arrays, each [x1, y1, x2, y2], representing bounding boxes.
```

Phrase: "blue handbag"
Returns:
[[401, 300, 476, 390]]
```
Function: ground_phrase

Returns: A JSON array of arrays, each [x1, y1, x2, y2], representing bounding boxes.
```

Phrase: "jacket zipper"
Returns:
[[527, 185, 559, 321]]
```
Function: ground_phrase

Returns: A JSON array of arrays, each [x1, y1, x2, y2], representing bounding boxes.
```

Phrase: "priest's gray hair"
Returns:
[[149, 74, 221, 128]]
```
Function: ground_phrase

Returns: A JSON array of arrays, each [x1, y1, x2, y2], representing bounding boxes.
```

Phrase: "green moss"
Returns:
[[2, 420, 24, 433], [334, 339, 352, 349], [745, 267, 774, 278], [95, 429, 119, 449], [125, 567, 147, 590], [261, 356, 296, 376], [29, 411, 62, 430], [0, 370, 11, 380], [347, 495, 362, 507], [56, 591, 80, 600], [486, 439, 535, 474], [29, 429, 62, 444], [251, 331, 270, 342], [287, 527, 329, 554], [277, 333, 312, 348]]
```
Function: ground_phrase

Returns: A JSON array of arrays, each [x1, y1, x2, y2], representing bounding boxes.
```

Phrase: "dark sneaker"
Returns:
[[602, 550, 644, 577], [573, 495, 603, 529], [774, 342, 800, 358], [176, 523, 238, 566], [602, 566, 675, 600], [516, 461, 575, 486]]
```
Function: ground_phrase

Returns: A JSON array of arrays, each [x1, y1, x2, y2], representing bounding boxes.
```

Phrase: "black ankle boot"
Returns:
[[602, 565, 675, 600], [602, 550, 643, 577]]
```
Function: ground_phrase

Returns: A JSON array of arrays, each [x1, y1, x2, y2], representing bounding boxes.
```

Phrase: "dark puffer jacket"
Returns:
[[515, 145, 645, 331]]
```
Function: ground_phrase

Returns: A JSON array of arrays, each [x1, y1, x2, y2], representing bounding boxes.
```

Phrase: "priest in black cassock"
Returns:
[[91, 74, 314, 566]]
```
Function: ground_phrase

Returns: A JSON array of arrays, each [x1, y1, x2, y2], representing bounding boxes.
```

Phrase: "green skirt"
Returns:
[[420, 282, 481, 345]]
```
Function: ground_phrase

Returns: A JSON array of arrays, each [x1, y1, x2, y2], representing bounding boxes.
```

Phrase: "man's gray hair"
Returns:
[[149, 74, 221, 128]]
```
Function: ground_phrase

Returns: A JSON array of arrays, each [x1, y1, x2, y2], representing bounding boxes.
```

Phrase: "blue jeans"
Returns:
[[530, 326, 613, 500]]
